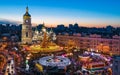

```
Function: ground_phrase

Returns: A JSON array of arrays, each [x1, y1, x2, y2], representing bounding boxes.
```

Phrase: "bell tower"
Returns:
[[22, 7, 32, 44]]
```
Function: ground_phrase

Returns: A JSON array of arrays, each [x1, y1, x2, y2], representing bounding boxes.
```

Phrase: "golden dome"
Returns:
[[24, 6, 31, 17]]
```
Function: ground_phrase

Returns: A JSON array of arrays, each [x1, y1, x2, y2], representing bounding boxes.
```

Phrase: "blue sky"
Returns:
[[0, 0, 120, 27]]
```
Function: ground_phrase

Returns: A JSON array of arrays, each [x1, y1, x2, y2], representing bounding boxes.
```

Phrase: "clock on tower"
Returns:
[[22, 7, 32, 44]]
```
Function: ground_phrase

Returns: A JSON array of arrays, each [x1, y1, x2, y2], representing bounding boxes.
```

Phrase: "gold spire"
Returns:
[[26, 6, 28, 12], [24, 6, 31, 17]]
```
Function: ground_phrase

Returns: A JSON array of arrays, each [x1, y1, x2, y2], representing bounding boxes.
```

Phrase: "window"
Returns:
[[26, 32, 28, 37], [26, 26, 28, 28]]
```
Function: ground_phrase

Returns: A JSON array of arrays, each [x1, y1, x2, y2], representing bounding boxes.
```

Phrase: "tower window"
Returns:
[[26, 26, 28, 28], [26, 32, 28, 37]]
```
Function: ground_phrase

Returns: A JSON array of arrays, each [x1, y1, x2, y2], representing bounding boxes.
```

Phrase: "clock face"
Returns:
[[26, 20, 28, 22]]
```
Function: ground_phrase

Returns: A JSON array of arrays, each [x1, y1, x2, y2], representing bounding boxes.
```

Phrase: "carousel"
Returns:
[[24, 26, 63, 53], [38, 55, 71, 67], [79, 51, 112, 74]]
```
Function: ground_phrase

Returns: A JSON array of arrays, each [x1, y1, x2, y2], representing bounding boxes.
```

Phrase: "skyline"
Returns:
[[0, 0, 120, 27]]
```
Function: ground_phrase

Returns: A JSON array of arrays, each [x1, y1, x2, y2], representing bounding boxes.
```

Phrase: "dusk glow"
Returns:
[[0, 0, 120, 27], [0, 1, 120, 75]]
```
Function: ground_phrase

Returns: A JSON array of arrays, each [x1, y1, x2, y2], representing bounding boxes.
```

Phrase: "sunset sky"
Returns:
[[0, 0, 120, 27]]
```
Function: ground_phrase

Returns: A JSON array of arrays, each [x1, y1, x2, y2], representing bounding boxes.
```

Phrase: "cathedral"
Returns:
[[21, 7, 56, 44]]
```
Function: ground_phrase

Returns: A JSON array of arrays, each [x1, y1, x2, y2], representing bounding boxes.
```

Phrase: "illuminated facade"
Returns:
[[24, 26, 63, 53], [22, 7, 32, 44], [57, 34, 120, 55], [32, 26, 56, 42]]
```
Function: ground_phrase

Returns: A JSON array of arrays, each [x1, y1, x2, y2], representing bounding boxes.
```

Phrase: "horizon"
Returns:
[[0, 22, 119, 28], [0, 0, 120, 27]]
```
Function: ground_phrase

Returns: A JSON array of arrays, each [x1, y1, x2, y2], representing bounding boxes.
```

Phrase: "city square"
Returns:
[[0, 0, 120, 75]]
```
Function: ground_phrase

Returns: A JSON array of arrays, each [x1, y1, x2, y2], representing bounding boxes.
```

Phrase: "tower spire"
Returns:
[[24, 6, 31, 17], [26, 6, 28, 12]]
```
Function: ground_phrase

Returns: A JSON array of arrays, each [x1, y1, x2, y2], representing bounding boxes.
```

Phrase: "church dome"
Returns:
[[24, 7, 31, 17], [24, 12, 31, 17]]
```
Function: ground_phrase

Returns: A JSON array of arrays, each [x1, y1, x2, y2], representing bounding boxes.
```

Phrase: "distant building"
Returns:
[[0, 33, 19, 42], [32, 26, 56, 43], [112, 55, 120, 75], [69, 24, 73, 29], [56, 24, 65, 31], [21, 7, 32, 44], [73, 23, 79, 29], [57, 34, 120, 55]]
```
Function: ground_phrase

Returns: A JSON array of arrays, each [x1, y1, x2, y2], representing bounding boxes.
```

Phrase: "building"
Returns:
[[112, 55, 120, 75], [21, 7, 32, 44], [57, 34, 120, 55]]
